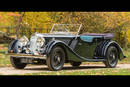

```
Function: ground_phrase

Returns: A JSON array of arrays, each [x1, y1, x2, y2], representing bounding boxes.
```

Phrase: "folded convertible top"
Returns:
[[81, 33, 114, 39], [80, 33, 114, 42]]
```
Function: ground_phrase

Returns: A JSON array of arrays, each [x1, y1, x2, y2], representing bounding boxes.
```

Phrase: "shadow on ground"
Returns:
[[24, 65, 106, 71]]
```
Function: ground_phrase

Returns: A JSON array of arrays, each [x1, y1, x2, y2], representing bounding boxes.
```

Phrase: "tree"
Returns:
[[0, 12, 130, 48], [19, 12, 55, 37]]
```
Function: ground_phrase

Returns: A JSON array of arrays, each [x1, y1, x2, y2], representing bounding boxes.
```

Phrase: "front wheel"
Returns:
[[10, 57, 27, 69], [103, 46, 118, 68], [46, 46, 65, 71]]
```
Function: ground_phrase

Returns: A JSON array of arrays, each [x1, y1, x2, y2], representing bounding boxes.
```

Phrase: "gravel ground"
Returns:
[[0, 64, 130, 75]]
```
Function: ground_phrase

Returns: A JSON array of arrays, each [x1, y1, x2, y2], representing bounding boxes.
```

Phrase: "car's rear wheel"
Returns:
[[70, 61, 82, 67], [46, 46, 65, 71], [10, 57, 27, 69], [103, 46, 118, 68]]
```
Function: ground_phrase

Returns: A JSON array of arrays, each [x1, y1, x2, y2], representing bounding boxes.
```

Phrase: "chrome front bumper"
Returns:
[[7, 53, 47, 60]]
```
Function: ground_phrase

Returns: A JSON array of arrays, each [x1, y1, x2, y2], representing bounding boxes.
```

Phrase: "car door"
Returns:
[[73, 37, 98, 59]]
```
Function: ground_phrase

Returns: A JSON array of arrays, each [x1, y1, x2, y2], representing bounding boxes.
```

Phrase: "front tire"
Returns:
[[10, 57, 27, 69], [103, 46, 118, 68], [46, 46, 65, 71]]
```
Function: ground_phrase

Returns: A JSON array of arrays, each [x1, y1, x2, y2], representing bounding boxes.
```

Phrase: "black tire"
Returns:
[[46, 46, 65, 71], [70, 61, 82, 67], [10, 57, 27, 69], [103, 46, 118, 68]]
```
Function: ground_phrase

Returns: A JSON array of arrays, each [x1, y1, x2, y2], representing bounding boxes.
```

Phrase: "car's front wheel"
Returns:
[[46, 46, 65, 71], [10, 57, 27, 69], [103, 46, 118, 68]]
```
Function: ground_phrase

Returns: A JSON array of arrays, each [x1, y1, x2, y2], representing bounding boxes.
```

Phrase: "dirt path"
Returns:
[[0, 64, 130, 75]]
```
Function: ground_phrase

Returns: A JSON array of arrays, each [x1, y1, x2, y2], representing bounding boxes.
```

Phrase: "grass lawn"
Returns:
[[0, 54, 10, 67], [21, 68, 130, 75], [119, 49, 130, 64], [0, 44, 10, 67]]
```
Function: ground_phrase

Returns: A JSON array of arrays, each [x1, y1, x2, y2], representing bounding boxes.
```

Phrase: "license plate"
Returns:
[[21, 58, 33, 63]]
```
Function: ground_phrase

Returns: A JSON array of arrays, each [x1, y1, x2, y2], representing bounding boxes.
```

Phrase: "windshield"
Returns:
[[50, 24, 82, 35]]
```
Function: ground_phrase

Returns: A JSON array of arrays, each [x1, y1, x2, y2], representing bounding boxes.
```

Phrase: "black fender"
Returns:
[[45, 40, 106, 62], [8, 39, 18, 53], [103, 41, 126, 60], [45, 40, 67, 57], [95, 40, 110, 57]]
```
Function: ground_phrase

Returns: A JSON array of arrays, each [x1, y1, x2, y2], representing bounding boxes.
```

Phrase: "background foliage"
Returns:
[[0, 12, 130, 48]]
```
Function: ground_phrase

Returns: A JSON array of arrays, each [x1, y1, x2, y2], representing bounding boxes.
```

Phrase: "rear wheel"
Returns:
[[103, 46, 118, 68], [46, 46, 65, 71], [10, 57, 27, 69], [70, 62, 82, 67]]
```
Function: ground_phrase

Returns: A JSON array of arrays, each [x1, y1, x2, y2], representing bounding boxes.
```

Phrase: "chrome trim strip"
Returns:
[[8, 53, 47, 59]]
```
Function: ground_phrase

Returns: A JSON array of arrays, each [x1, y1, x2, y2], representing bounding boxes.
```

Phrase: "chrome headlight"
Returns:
[[19, 36, 29, 47], [36, 37, 45, 47]]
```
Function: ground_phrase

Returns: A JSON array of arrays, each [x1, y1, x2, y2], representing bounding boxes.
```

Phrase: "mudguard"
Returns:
[[103, 41, 126, 60], [8, 39, 18, 53], [45, 40, 68, 56]]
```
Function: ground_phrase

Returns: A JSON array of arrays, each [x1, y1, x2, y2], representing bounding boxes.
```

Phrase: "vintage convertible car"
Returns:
[[8, 24, 126, 71]]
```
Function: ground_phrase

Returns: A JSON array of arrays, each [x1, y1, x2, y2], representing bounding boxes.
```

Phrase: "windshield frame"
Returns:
[[50, 24, 82, 36]]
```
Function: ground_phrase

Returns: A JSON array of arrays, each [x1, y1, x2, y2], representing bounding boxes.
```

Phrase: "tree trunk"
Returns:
[[16, 12, 25, 39], [124, 28, 127, 50]]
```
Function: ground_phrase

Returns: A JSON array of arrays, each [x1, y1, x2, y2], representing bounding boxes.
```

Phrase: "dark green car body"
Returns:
[[41, 33, 125, 63], [8, 33, 125, 63]]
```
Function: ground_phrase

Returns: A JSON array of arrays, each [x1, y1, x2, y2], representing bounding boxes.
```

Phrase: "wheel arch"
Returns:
[[46, 40, 69, 62], [8, 39, 18, 53], [103, 41, 125, 60]]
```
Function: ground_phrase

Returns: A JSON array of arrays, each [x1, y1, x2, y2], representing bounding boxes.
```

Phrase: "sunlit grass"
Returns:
[[23, 68, 130, 75], [0, 53, 10, 67], [118, 49, 130, 64], [0, 44, 10, 67], [123, 49, 130, 58]]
